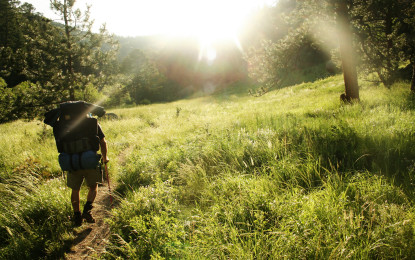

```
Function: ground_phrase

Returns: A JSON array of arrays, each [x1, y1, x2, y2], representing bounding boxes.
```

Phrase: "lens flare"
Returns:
[[206, 48, 217, 62]]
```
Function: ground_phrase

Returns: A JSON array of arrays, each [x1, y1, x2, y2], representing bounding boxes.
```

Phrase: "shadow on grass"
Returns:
[[301, 121, 415, 199], [403, 92, 415, 110], [70, 228, 93, 249]]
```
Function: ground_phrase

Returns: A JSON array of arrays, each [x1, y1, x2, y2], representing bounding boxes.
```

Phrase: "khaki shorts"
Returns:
[[67, 168, 102, 190]]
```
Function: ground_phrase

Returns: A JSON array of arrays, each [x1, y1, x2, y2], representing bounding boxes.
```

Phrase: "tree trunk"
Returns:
[[337, 1, 359, 101], [376, 69, 388, 87], [411, 62, 415, 93], [63, 0, 75, 101]]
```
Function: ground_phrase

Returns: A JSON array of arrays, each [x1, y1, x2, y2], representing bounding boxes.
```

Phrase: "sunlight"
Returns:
[[183, 0, 273, 61], [198, 42, 217, 63], [206, 47, 217, 62], [93, 0, 275, 60], [26, 0, 275, 61], [25, 0, 275, 38]]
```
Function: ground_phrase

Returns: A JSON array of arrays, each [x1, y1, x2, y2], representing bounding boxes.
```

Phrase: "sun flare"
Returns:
[[165, 0, 272, 61], [99, 0, 275, 60], [32, 0, 275, 61]]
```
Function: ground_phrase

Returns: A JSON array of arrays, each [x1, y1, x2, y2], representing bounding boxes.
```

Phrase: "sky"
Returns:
[[23, 0, 276, 38]]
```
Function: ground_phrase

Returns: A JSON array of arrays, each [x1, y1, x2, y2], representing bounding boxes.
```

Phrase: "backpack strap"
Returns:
[[78, 152, 84, 170], [70, 154, 76, 172]]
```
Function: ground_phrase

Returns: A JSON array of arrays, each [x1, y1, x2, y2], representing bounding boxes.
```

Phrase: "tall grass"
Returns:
[[0, 115, 123, 258], [0, 121, 59, 180], [105, 76, 415, 259], [1, 75, 415, 258], [0, 159, 74, 259]]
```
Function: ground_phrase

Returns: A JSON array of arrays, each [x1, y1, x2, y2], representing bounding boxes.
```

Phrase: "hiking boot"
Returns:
[[82, 201, 95, 223], [82, 210, 95, 223], [73, 211, 82, 227]]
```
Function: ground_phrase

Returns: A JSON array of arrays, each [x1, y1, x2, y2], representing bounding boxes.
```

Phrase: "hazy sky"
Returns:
[[23, 0, 275, 38]]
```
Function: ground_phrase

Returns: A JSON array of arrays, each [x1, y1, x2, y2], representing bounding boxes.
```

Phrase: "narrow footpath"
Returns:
[[65, 145, 130, 259], [65, 184, 113, 260]]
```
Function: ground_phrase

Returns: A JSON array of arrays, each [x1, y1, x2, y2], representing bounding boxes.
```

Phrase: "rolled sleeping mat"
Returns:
[[58, 150, 100, 172]]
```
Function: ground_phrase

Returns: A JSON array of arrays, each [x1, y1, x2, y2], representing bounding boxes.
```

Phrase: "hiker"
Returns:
[[68, 123, 109, 226], [44, 101, 109, 226]]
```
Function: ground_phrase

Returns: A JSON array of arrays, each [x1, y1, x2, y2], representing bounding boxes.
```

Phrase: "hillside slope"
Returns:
[[1, 75, 415, 259], [105, 75, 415, 259]]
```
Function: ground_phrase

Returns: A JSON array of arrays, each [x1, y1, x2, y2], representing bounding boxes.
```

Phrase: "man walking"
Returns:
[[68, 125, 109, 226], [44, 101, 109, 226]]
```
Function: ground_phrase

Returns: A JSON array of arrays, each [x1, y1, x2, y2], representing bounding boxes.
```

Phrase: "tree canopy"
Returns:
[[243, 0, 415, 98], [0, 0, 414, 122]]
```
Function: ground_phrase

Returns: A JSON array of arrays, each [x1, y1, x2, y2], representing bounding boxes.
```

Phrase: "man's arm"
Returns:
[[100, 137, 109, 163]]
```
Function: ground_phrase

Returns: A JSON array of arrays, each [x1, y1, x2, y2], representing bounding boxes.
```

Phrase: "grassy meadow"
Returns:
[[1, 74, 415, 259]]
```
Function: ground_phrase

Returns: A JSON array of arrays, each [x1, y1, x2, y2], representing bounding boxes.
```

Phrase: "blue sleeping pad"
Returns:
[[58, 150, 100, 172]]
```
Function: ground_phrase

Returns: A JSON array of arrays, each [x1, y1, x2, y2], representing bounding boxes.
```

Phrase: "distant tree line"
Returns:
[[0, 0, 249, 123], [1, 0, 414, 122]]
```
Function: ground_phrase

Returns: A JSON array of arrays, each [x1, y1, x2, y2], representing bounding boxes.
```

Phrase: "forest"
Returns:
[[1, 0, 413, 123], [1, 0, 415, 259]]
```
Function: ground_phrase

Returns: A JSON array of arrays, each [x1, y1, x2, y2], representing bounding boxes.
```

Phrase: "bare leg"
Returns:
[[83, 184, 98, 223], [87, 184, 98, 202], [71, 189, 80, 212]]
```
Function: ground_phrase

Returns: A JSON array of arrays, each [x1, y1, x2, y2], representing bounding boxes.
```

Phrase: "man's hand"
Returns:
[[100, 138, 109, 164], [102, 156, 110, 164]]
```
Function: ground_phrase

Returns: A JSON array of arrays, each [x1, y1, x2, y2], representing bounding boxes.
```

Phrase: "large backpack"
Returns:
[[44, 101, 106, 171]]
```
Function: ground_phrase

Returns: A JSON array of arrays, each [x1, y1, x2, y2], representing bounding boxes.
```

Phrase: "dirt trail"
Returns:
[[65, 184, 113, 259], [65, 147, 130, 259]]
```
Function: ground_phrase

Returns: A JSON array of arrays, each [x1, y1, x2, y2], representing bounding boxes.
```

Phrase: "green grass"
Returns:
[[105, 76, 415, 259], [0, 168, 74, 258], [1, 75, 415, 259]]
